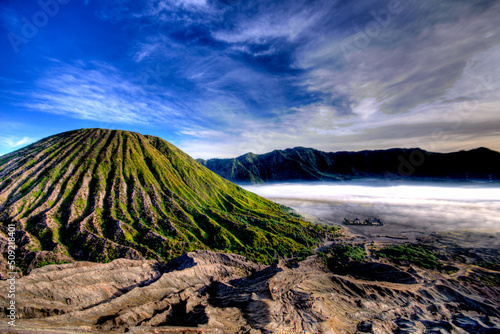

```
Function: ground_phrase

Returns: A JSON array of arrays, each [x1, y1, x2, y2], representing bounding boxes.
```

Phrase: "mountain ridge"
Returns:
[[198, 146, 500, 183]]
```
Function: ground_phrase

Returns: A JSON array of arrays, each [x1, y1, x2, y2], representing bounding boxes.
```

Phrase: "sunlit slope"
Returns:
[[0, 129, 332, 265]]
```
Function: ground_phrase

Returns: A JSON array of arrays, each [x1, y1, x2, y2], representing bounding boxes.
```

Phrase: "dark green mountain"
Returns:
[[0, 129, 335, 271], [198, 147, 500, 183]]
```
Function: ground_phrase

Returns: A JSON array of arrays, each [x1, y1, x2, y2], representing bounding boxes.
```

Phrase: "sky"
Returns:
[[0, 0, 499, 159]]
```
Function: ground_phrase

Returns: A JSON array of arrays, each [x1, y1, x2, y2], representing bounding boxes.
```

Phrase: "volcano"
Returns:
[[0, 129, 332, 273]]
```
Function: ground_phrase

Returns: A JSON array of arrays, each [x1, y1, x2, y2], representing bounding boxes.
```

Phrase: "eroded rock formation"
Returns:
[[1, 250, 498, 333]]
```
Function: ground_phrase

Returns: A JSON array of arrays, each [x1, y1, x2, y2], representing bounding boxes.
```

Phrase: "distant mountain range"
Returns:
[[198, 147, 500, 183], [0, 129, 334, 274]]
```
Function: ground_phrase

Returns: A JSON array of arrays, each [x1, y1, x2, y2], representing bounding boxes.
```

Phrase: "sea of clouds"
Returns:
[[242, 180, 500, 234]]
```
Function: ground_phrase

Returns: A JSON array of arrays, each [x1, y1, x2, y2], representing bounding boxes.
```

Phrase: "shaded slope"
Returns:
[[0, 129, 335, 271], [198, 147, 500, 183]]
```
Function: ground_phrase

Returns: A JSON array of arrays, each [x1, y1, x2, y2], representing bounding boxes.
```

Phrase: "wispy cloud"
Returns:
[[211, 0, 331, 45], [300, 1, 500, 115], [179, 128, 227, 139], [0, 136, 35, 149], [22, 61, 186, 126], [95, 0, 215, 24], [180, 37, 500, 158], [177, 0, 500, 158]]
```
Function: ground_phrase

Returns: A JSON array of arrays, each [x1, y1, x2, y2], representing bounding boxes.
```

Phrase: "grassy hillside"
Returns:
[[0, 129, 337, 270]]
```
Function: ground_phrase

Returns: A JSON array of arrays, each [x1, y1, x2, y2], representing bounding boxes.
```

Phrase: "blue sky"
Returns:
[[1, 0, 499, 158]]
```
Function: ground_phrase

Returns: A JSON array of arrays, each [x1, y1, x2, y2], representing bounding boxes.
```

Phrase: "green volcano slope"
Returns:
[[0, 129, 335, 270]]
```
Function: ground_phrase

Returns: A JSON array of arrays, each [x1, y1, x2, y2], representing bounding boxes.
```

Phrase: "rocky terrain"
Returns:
[[1, 248, 499, 334]]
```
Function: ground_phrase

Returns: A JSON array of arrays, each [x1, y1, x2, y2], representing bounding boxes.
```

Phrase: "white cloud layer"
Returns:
[[243, 181, 500, 233]]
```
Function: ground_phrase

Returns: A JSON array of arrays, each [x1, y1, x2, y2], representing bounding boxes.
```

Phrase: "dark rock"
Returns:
[[343, 262, 418, 284]]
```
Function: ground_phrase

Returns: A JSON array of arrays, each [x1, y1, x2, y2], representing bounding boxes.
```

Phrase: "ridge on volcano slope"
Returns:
[[0, 128, 336, 275]]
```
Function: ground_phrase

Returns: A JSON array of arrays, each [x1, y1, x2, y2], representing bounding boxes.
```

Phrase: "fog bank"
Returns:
[[242, 180, 500, 234]]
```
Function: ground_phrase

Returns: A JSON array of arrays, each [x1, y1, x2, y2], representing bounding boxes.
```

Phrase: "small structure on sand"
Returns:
[[343, 217, 383, 226]]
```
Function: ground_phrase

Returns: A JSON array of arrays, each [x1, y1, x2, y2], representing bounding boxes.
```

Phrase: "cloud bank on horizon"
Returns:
[[0, 0, 499, 158], [243, 182, 500, 233]]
